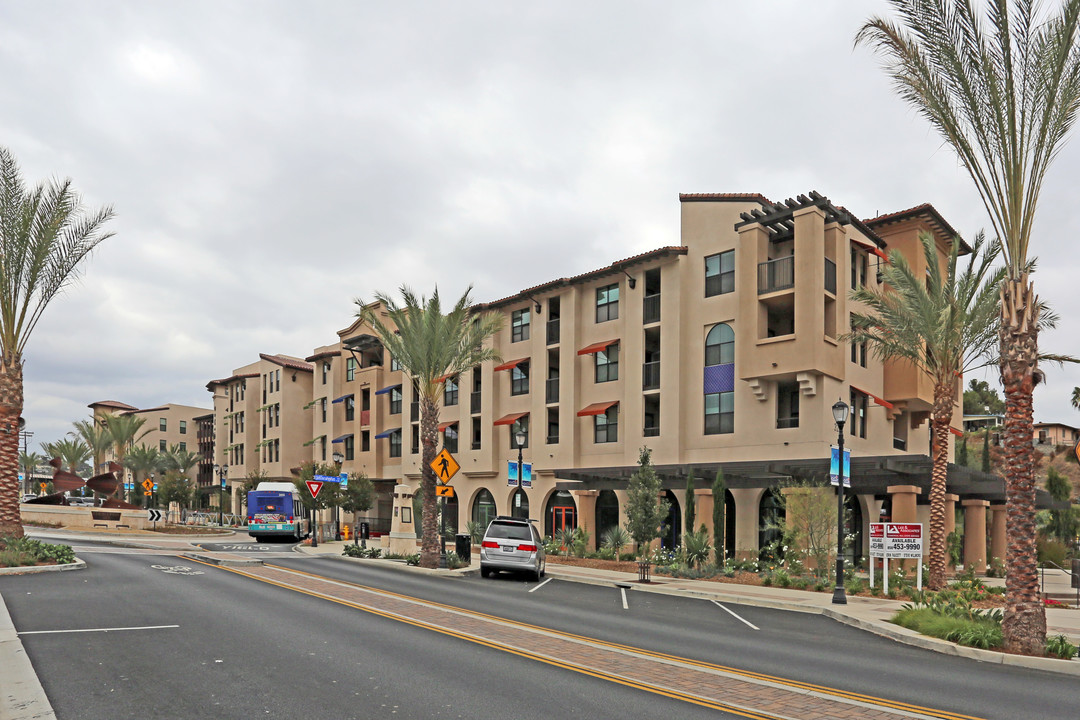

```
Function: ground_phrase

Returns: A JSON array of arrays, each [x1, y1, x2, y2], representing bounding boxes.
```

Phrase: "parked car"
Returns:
[[479, 516, 546, 581], [66, 496, 95, 507], [21, 494, 36, 503]]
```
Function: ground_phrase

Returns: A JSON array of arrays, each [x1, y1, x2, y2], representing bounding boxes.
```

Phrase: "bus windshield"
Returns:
[[250, 492, 294, 517]]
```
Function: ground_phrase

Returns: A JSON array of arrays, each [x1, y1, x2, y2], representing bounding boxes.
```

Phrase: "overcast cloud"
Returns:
[[3, 0, 1079, 450]]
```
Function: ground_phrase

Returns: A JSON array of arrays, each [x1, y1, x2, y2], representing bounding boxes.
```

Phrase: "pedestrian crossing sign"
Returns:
[[430, 448, 460, 482]]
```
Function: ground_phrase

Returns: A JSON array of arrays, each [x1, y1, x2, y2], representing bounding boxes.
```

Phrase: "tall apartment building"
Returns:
[[88, 400, 210, 486], [206, 191, 1050, 565]]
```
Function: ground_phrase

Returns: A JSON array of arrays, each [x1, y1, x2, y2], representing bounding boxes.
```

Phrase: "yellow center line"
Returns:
[[188, 558, 983, 720]]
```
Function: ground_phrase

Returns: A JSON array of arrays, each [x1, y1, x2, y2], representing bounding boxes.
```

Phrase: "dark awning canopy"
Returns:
[[553, 454, 1064, 509]]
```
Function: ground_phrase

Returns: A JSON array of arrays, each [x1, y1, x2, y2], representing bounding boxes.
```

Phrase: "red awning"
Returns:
[[577, 339, 619, 356], [870, 247, 889, 261], [852, 386, 894, 410], [437, 421, 458, 432], [577, 401, 619, 417], [949, 427, 964, 437], [493, 412, 529, 426], [494, 358, 529, 372]]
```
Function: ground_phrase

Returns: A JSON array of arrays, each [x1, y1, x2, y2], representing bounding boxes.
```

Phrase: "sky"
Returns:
[[2, 0, 1079, 451]]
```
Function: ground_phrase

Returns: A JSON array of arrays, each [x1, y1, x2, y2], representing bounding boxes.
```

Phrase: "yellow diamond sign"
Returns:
[[142, 479, 154, 492], [430, 448, 460, 482]]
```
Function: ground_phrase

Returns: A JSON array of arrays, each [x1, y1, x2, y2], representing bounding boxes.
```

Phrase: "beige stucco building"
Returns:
[[88, 400, 210, 488]]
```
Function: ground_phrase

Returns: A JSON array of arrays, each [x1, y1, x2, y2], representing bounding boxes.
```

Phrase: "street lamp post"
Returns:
[[832, 399, 850, 605], [332, 451, 344, 541], [515, 429, 527, 492], [213, 464, 228, 527], [149, 473, 155, 510]]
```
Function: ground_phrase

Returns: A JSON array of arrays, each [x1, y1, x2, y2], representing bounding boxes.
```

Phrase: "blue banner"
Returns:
[[830, 447, 851, 488]]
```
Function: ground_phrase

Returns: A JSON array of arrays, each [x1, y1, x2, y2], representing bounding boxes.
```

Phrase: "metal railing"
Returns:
[[546, 318, 560, 345], [546, 378, 559, 404], [758, 256, 795, 294], [470, 391, 481, 414], [642, 361, 660, 390], [776, 416, 799, 429], [1040, 560, 1080, 608], [643, 294, 660, 324], [180, 510, 247, 527]]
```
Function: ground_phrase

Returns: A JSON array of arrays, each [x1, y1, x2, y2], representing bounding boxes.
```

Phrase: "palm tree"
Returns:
[[40, 437, 91, 476], [123, 444, 162, 507], [19, 450, 41, 495], [356, 286, 503, 568], [71, 418, 112, 477], [0, 146, 114, 537], [102, 413, 149, 496], [1071, 386, 1080, 412], [844, 231, 1005, 589], [858, 0, 1080, 655]]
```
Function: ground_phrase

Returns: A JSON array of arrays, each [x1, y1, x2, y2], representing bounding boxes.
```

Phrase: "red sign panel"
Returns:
[[306, 480, 323, 499], [887, 523, 922, 539]]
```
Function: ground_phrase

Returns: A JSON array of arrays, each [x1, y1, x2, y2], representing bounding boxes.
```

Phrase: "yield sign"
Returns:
[[306, 480, 324, 499]]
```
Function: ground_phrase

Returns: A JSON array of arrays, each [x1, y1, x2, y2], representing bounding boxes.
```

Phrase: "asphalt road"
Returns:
[[3, 542, 1078, 719], [1, 549, 726, 720]]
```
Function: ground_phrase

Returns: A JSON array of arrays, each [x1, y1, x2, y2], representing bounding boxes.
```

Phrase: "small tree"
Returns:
[[982, 430, 992, 473], [341, 472, 375, 540], [712, 469, 727, 566], [157, 473, 193, 508], [1045, 467, 1079, 546], [625, 447, 669, 558], [683, 471, 696, 540], [769, 480, 839, 581], [956, 433, 969, 468]]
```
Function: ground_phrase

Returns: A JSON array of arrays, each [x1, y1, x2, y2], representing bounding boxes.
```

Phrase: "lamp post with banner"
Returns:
[[831, 399, 849, 605], [332, 451, 344, 540], [213, 463, 228, 527]]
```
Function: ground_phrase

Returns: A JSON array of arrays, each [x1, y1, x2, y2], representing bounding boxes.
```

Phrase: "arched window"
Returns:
[[704, 323, 735, 435], [510, 488, 529, 519], [595, 490, 620, 543], [472, 489, 497, 528]]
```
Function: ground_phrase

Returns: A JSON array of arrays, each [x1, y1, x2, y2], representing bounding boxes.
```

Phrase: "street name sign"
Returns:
[[314, 474, 340, 483]]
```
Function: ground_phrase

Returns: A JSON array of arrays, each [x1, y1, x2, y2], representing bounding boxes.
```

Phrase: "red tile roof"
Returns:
[[305, 349, 341, 362], [864, 203, 971, 254], [88, 400, 137, 411], [679, 192, 773, 204], [259, 354, 314, 372]]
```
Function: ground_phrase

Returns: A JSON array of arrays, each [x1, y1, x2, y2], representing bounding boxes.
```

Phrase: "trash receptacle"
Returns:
[[455, 533, 472, 564]]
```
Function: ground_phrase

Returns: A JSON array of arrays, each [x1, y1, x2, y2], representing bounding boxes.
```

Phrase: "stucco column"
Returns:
[[944, 494, 959, 537], [571, 489, 599, 552], [730, 487, 765, 561], [989, 504, 1006, 571], [694, 489, 714, 538], [387, 483, 418, 555], [962, 499, 989, 574], [887, 485, 922, 573]]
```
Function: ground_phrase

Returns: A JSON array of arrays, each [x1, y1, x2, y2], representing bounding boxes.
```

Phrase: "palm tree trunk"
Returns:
[[999, 277, 1046, 655], [928, 385, 952, 590], [419, 397, 440, 568], [0, 354, 24, 538]]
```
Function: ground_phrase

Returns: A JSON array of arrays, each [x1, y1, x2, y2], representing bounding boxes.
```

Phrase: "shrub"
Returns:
[[1046, 634, 1078, 660], [0, 537, 75, 566], [1037, 537, 1068, 568], [445, 552, 465, 570], [342, 545, 382, 559], [601, 526, 631, 558], [466, 520, 485, 545], [682, 526, 712, 570], [405, 553, 421, 566], [893, 606, 1002, 650]]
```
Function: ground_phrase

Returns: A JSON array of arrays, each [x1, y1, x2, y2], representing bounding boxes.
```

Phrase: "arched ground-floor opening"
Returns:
[[759, 488, 784, 560], [545, 490, 577, 539], [510, 487, 529, 519], [661, 489, 681, 549], [472, 488, 497, 529], [595, 489, 620, 543]]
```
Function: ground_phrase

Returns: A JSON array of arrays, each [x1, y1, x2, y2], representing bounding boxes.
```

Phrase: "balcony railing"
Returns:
[[410, 401, 419, 422], [470, 390, 481, 414], [546, 434, 559, 444], [776, 416, 799, 429], [893, 437, 907, 451], [546, 318, 560, 345], [643, 426, 660, 438], [546, 378, 559, 404], [471, 440, 481, 451], [758, 256, 795, 294], [825, 257, 837, 294], [642, 361, 660, 390], [643, 294, 660, 324]]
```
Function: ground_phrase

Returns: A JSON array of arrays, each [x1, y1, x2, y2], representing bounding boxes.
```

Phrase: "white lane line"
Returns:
[[18, 624, 180, 636], [620, 587, 629, 610], [528, 577, 553, 593], [712, 601, 759, 630]]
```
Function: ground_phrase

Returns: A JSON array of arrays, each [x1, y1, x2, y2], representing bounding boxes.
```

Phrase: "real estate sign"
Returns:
[[885, 523, 923, 559], [869, 522, 885, 559]]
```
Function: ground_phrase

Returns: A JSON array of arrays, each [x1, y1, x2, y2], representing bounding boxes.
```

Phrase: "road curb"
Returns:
[[0, 559, 85, 576], [0, 593, 56, 720], [180, 553, 264, 567]]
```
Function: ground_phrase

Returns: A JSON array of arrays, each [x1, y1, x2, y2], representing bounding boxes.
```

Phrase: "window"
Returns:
[[322, 361, 330, 384], [275, 404, 281, 427], [179, 441, 186, 452], [361, 431, 370, 453], [850, 335, 867, 367], [444, 424, 458, 453], [596, 283, 619, 323], [850, 388, 868, 439], [390, 387, 402, 414], [704, 392, 734, 434], [595, 344, 619, 383], [705, 323, 735, 366], [471, 417, 482, 450], [510, 416, 529, 450], [179, 420, 187, 435], [321, 397, 327, 423], [705, 250, 735, 297], [390, 355, 401, 372], [411, 426, 419, 455], [512, 308, 531, 342], [345, 396, 355, 422], [276, 369, 280, 392], [321, 439, 327, 461], [444, 376, 459, 406], [159, 439, 166, 451], [346, 357, 357, 381], [389, 430, 402, 458], [274, 439, 280, 463], [159, 418, 167, 432], [547, 407, 559, 444], [595, 405, 618, 443], [345, 435, 355, 461], [776, 381, 800, 429], [511, 362, 529, 396], [850, 248, 868, 290]]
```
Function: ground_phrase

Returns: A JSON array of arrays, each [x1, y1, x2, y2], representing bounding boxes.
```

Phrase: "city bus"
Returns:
[[246, 482, 309, 542]]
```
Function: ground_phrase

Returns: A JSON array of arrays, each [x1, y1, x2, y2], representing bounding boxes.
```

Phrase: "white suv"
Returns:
[[480, 516, 546, 581]]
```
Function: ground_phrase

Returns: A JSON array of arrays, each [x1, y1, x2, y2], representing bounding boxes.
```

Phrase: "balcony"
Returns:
[[643, 425, 660, 438], [776, 416, 799, 429], [545, 378, 559, 404], [825, 257, 837, 295], [410, 401, 419, 422], [643, 294, 660, 324], [758, 256, 795, 294], [470, 390, 481, 415], [546, 318, 560, 345], [893, 437, 907, 451], [642, 361, 660, 391]]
